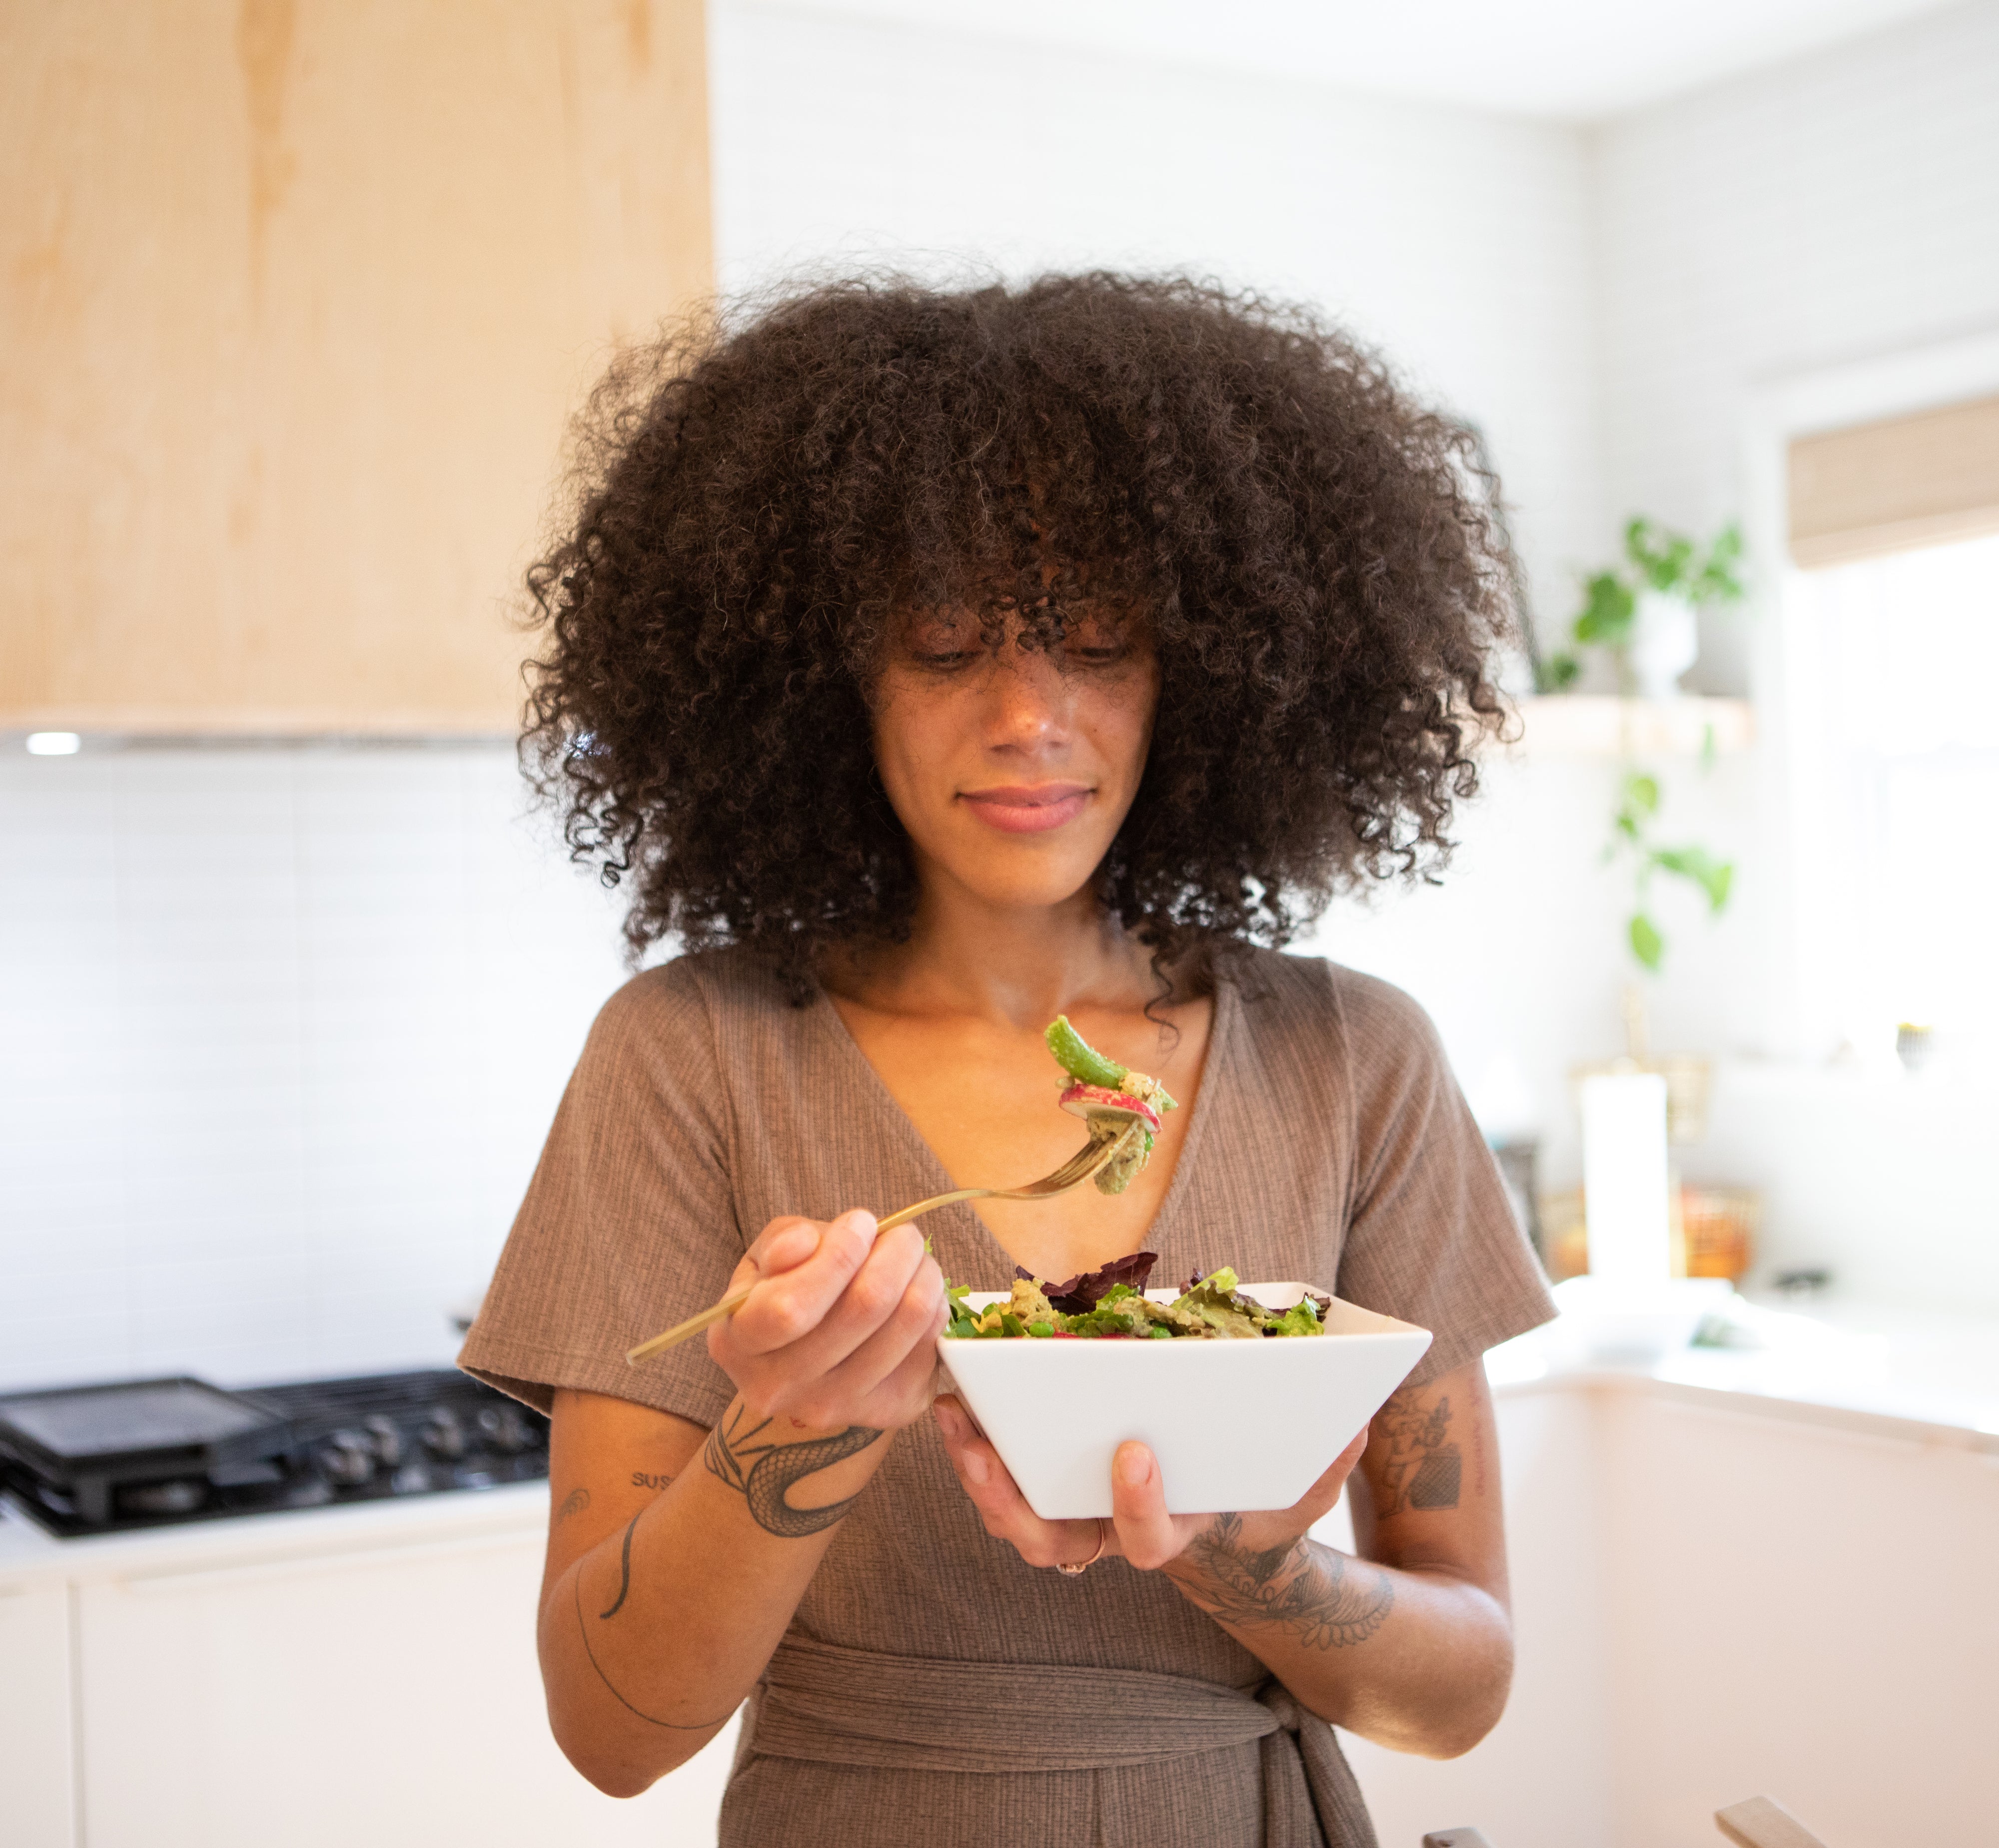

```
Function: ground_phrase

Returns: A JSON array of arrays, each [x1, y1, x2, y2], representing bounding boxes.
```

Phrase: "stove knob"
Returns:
[[423, 1407, 466, 1460], [317, 1432, 376, 1487], [121, 1477, 208, 1516], [477, 1404, 530, 1455], [364, 1415, 405, 1467]]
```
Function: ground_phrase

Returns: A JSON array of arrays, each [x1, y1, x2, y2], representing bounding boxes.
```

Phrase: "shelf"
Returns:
[[1503, 696, 1755, 760]]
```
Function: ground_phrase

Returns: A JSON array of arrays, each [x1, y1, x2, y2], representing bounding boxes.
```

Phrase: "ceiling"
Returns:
[[761, 0, 1962, 120]]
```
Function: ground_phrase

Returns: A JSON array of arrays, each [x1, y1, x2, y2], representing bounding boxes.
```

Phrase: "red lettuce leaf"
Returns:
[[1014, 1249, 1160, 1315]]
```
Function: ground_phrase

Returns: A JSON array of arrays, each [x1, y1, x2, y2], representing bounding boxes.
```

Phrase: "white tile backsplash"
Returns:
[[0, 746, 628, 1392]]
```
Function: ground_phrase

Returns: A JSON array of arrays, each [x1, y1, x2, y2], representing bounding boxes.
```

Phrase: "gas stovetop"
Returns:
[[0, 1368, 548, 1538]]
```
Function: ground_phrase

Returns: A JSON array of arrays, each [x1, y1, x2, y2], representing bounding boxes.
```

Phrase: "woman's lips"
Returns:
[[958, 784, 1091, 834]]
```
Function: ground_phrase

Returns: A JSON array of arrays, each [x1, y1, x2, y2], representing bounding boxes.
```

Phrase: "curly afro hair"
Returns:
[[522, 272, 1512, 998]]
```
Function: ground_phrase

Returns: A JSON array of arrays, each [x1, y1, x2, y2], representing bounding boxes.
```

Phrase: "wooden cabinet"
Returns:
[[0, 0, 712, 736], [73, 1526, 739, 1848]]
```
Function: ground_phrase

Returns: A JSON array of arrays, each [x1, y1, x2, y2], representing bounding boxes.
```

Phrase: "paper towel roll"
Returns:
[[1580, 1071, 1670, 1284]]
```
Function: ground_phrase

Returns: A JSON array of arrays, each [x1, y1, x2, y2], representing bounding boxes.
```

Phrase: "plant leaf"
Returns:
[[1629, 912, 1665, 970], [1623, 516, 1657, 569], [1623, 772, 1661, 816], [1573, 572, 1636, 646], [1653, 846, 1734, 912], [1692, 524, 1745, 603]]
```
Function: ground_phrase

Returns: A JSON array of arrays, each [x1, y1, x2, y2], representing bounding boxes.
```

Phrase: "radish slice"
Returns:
[[1057, 1081, 1162, 1135]]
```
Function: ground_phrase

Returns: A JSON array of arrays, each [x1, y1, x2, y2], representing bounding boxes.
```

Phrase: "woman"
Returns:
[[460, 273, 1555, 1848]]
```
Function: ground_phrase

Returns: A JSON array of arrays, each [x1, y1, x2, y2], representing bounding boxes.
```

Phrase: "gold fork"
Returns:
[[623, 1121, 1140, 1364]]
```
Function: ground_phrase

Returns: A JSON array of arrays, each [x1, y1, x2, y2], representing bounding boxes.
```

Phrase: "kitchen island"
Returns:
[[1348, 1294, 1999, 1848]]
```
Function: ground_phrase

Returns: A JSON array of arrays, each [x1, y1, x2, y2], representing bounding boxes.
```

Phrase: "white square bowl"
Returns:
[[936, 1283, 1432, 1520]]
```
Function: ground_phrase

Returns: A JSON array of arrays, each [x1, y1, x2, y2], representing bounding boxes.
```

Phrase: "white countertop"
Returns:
[[6, 1295, 1993, 1589], [1486, 1291, 1999, 1454], [0, 1473, 551, 1589]]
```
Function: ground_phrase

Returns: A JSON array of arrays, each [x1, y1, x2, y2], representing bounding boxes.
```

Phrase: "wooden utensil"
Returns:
[[1715, 1796, 1831, 1848]]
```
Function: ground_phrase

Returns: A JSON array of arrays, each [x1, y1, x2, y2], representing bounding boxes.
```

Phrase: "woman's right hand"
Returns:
[[707, 1211, 948, 1433]]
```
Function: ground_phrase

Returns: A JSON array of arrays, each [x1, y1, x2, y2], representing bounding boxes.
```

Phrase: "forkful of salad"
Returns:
[[623, 1017, 1176, 1363]]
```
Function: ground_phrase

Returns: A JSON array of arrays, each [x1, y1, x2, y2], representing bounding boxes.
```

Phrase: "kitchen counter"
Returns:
[[0, 1474, 553, 1589], [6, 1294, 1991, 1593], [1483, 1292, 1999, 1455]]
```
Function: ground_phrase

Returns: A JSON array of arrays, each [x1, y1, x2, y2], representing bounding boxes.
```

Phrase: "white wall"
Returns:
[[709, 0, 1605, 629], [1583, 0, 1999, 1055], [1594, 0, 1999, 581], [0, 747, 626, 1392]]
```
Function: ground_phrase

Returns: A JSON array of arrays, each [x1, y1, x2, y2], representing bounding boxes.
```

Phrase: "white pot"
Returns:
[[1629, 589, 1699, 701]]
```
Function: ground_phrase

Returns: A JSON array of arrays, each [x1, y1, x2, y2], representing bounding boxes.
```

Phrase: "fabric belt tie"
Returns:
[[750, 1635, 1379, 1848]]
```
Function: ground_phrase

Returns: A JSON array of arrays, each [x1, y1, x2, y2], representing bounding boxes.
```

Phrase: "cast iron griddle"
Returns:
[[0, 1377, 289, 1477]]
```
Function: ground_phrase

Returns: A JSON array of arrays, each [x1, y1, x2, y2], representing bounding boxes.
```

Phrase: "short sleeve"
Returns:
[[457, 961, 743, 1427], [1329, 969, 1555, 1386]]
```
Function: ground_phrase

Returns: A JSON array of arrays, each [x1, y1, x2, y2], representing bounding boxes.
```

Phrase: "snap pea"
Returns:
[[1043, 1014, 1129, 1090]]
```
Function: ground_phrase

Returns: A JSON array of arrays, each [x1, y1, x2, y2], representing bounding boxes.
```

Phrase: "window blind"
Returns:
[[1788, 392, 1999, 569]]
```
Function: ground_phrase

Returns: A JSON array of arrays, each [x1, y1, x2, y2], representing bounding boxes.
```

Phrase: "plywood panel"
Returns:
[[0, 0, 712, 734]]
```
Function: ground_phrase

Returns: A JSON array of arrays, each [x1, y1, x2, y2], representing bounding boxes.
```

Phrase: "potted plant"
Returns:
[[1536, 515, 1745, 970], [1543, 517, 1744, 700]]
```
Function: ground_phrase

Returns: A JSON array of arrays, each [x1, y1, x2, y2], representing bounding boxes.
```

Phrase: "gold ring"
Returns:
[[1055, 1518, 1107, 1576]]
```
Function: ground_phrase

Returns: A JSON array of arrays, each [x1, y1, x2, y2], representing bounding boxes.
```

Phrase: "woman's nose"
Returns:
[[981, 647, 1069, 747]]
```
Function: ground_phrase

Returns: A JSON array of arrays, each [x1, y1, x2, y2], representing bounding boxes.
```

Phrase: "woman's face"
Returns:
[[871, 605, 1160, 916]]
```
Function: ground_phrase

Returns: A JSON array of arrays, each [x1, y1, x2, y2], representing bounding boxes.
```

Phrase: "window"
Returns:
[[1787, 530, 1999, 1059]]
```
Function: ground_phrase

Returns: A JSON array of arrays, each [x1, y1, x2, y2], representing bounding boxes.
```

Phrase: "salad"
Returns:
[[944, 1251, 1333, 1342], [1044, 1015, 1176, 1196]]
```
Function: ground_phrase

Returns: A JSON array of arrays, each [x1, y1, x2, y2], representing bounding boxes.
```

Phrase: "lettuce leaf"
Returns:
[[1017, 1250, 1159, 1314], [1267, 1299, 1324, 1338], [1171, 1268, 1270, 1339]]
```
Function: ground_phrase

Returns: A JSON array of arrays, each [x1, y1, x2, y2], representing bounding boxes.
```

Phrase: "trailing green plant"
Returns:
[[1609, 769, 1733, 972], [1538, 513, 1745, 974], [1540, 517, 1744, 693]]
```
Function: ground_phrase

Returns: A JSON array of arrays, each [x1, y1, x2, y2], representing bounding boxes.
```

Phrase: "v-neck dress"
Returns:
[[459, 944, 1554, 1848]]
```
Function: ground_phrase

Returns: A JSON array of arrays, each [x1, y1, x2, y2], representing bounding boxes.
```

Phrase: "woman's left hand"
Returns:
[[932, 1394, 1368, 1571]]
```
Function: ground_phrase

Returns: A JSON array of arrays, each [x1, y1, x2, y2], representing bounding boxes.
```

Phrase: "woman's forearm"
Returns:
[[1163, 1523, 1513, 1758], [539, 1396, 893, 1797]]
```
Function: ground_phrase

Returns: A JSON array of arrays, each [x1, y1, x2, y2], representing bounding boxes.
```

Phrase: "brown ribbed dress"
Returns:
[[459, 945, 1555, 1848]]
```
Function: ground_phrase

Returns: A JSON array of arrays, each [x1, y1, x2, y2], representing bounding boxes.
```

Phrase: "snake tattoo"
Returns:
[[702, 1404, 884, 1537]]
